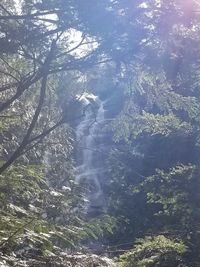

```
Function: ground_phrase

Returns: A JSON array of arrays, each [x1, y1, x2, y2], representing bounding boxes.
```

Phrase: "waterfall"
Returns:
[[75, 93, 107, 215]]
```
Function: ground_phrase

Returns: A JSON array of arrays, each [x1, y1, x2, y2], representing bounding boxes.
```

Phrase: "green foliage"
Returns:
[[112, 112, 193, 142], [135, 165, 200, 229], [1, 0, 200, 265], [118, 235, 187, 267], [103, 2, 200, 266]]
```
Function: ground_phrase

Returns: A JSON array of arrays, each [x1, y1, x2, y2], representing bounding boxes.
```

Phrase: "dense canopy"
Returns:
[[0, 0, 200, 266]]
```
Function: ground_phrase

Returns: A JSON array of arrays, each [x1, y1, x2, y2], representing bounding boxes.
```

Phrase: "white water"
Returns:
[[75, 93, 106, 214]]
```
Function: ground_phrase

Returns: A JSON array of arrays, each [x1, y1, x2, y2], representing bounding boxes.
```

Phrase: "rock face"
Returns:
[[75, 93, 111, 215]]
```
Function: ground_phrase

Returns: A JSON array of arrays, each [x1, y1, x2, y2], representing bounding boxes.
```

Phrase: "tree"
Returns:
[[104, 0, 200, 265]]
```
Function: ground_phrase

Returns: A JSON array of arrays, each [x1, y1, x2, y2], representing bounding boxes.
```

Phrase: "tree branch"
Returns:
[[0, 74, 48, 174], [0, 41, 56, 174], [0, 72, 40, 113], [0, 218, 35, 249], [0, 69, 20, 82], [0, 9, 57, 20]]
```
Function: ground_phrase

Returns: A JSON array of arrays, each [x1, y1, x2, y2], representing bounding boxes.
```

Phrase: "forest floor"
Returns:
[[0, 252, 116, 267]]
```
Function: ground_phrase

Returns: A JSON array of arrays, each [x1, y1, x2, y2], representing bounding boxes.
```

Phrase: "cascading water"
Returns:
[[75, 93, 107, 215]]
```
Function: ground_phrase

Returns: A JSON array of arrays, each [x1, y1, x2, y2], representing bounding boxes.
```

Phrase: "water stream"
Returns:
[[75, 93, 107, 215]]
